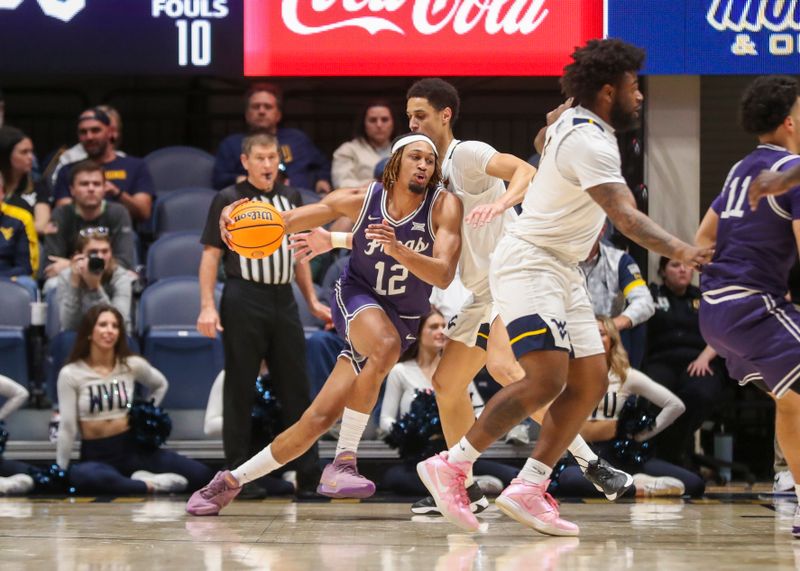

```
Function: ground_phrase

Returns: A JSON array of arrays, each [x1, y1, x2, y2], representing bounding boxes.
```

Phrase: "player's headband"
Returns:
[[390, 133, 438, 157]]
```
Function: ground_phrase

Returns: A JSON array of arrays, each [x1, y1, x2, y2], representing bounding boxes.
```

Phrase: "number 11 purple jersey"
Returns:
[[339, 181, 444, 317], [701, 144, 800, 297]]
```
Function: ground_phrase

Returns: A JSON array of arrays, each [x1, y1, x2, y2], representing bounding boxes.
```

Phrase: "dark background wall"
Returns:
[[2, 76, 564, 165]]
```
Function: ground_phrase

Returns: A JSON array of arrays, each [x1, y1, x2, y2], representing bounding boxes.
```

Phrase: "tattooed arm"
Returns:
[[586, 182, 713, 269]]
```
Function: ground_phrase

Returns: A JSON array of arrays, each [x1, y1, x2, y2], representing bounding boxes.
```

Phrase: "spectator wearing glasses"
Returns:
[[56, 231, 133, 333], [0, 170, 38, 299], [332, 101, 395, 189], [42, 161, 136, 284], [213, 82, 332, 194], [51, 108, 154, 222]]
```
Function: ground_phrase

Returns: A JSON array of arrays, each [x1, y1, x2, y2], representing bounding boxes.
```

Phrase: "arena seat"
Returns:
[[144, 146, 215, 192], [0, 280, 31, 385], [321, 254, 350, 299], [152, 187, 216, 238], [292, 281, 327, 334], [146, 231, 204, 283], [137, 277, 223, 409]]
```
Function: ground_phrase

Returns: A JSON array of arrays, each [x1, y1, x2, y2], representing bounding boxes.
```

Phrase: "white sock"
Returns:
[[447, 437, 481, 466], [231, 444, 283, 485], [795, 484, 800, 504], [335, 408, 370, 456], [568, 435, 598, 472], [518, 458, 552, 486]]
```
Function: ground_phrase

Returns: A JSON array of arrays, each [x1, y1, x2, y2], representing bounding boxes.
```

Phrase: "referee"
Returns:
[[197, 132, 330, 498]]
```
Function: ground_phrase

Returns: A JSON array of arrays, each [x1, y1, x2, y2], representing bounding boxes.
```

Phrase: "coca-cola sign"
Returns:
[[244, 0, 603, 76]]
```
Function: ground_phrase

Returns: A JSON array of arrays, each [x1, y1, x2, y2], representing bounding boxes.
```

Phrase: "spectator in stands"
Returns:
[[57, 304, 213, 495], [0, 126, 51, 234], [580, 228, 654, 368], [48, 105, 124, 187], [199, 131, 328, 499], [0, 171, 38, 299], [644, 256, 725, 468], [56, 230, 133, 333], [52, 108, 153, 222], [331, 100, 394, 189], [380, 309, 515, 498], [552, 317, 704, 498], [213, 82, 332, 194], [0, 373, 34, 495], [43, 161, 136, 283]]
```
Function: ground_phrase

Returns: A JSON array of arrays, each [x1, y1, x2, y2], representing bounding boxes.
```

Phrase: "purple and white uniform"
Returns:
[[700, 144, 800, 397], [332, 181, 443, 371]]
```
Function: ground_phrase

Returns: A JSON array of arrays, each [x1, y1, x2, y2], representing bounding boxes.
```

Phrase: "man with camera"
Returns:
[[43, 160, 137, 287], [55, 228, 133, 333]]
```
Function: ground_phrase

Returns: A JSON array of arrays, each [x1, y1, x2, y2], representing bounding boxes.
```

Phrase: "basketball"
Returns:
[[226, 200, 285, 259]]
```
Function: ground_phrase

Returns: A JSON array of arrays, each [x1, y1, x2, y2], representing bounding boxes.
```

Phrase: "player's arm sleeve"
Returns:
[[0, 374, 29, 421], [379, 368, 404, 434], [555, 128, 626, 190], [624, 369, 686, 441], [203, 371, 224, 437], [617, 253, 654, 326], [130, 356, 169, 405], [56, 369, 79, 469]]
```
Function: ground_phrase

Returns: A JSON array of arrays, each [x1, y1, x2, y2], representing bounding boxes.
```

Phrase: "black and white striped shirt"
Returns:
[[201, 180, 301, 285]]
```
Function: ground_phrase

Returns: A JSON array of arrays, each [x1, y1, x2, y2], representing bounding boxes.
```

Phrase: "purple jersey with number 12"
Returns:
[[701, 144, 800, 297], [340, 181, 444, 317]]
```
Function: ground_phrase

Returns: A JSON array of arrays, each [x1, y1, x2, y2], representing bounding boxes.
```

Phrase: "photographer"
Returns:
[[56, 229, 133, 333]]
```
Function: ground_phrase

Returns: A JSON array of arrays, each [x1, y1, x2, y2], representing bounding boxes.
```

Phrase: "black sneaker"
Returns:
[[237, 482, 269, 500], [410, 482, 489, 515], [584, 458, 634, 501]]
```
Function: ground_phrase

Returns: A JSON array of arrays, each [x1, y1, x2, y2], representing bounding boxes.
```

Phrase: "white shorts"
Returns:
[[489, 235, 604, 359], [444, 287, 496, 349]]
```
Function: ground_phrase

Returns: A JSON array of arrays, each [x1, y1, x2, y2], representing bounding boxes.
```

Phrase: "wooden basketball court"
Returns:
[[1, 492, 797, 570]]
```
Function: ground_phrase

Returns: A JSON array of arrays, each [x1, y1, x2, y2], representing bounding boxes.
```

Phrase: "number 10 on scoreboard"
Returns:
[[176, 19, 211, 67]]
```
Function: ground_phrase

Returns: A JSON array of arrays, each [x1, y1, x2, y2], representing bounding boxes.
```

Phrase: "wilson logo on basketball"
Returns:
[[234, 210, 275, 222], [244, 0, 603, 76]]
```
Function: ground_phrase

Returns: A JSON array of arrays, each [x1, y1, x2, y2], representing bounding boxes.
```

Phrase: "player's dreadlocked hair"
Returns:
[[560, 39, 645, 107], [382, 141, 442, 192], [740, 75, 799, 135]]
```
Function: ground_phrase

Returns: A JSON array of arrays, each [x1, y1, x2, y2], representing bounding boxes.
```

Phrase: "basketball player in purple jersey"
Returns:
[[696, 75, 800, 539], [186, 133, 463, 515]]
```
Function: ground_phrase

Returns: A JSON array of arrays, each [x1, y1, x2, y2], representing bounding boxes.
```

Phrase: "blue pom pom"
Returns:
[[384, 390, 445, 461], [129, 399, 172, 450], [0, 421, 8, 456], [28, 463, 74, 495], [251, 375, 283, 442]]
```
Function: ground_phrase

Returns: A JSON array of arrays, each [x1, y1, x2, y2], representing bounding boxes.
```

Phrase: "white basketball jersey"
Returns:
[[509, 106, 626, 264], [442, 139, 516, 294]]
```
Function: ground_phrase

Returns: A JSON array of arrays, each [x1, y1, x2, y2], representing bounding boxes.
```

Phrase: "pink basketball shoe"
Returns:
[[416, 452, 480, 532], [316, 452, 376, 499], [186, 471, 241, 516], [495, 478, 579, 536]]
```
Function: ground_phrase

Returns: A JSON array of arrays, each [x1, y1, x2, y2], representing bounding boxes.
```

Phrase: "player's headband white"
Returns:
[[391, 133, 438, 157]]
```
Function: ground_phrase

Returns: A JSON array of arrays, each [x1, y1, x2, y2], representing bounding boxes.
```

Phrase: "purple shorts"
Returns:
[[700, 292, 800, 398], [330, 278, 422, 373]]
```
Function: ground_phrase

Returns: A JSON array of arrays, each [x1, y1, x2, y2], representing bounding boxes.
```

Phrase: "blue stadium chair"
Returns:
[[152, 187, 216, 238], [0, 280, 30, 385], [292, 282, 327, 336], [146, 231, 204, 283], [144, 146, 215, 193], [298, 188, 321, 205], [321, 254, 350, 300], [137, 277, 223, 409]]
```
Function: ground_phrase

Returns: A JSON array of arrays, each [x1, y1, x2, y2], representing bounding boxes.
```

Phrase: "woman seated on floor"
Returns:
[[56, 304, 213, 495]]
